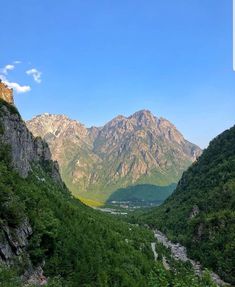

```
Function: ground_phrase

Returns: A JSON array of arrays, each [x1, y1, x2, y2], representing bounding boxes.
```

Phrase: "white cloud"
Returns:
[[6, 81, 31, 93], [0, 64, 15, 75], [14, 60, 21, 64], [0, 74, 31, 94], [26, 68, 42, 83]]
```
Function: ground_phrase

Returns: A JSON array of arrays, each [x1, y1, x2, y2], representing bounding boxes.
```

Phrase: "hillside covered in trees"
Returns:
[[138, 125, 235, 284], [0, 99, 155, 286], [0, 99, 221, 286]]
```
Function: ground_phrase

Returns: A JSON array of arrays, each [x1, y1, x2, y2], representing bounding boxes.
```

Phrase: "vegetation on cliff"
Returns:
[[0, 100, 219, 287], [0, 137, 153, 286]]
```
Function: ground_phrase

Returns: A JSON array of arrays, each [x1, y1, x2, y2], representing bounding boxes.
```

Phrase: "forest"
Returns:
[[0, 100, 221, 286], [135, 126, 235, 284]]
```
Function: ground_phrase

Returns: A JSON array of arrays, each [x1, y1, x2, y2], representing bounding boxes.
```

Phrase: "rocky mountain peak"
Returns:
[[129, 109, 157, 127], [27, 113, 88, 141], [27, 110, 202, 202], [102, 110, 157, 132], [104, 115, 127, 127], [131, 109, 155, 118]]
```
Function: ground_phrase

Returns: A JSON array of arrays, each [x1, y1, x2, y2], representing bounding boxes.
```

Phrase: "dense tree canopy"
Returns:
[[0, 101, 228, 286], [137, 126, 235, 284]]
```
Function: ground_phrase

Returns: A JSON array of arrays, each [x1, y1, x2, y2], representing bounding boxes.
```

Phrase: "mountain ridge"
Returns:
[[27, 110, 202, 203]]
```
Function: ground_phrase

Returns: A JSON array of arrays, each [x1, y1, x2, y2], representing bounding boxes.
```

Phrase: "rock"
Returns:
[[0, 104, 62, 182], [0, 219, 32, 265], [162, 256, 170, 270], [190, 205, 200, 219], [0, 80, 14, 105], [151, 242, 158, 261], [0, 98, 63, 285], [23, 266, 47, 286], [27, 110, 202, 200], [153, 229, 229, 286]]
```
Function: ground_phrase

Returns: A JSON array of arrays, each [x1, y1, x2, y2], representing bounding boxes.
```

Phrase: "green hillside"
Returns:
[[107, 183, 176, 203], [0, 100, 219, 287], [0, 158, 220, 287], [138, 125, 235, 284], [0, 145, 154, 286]]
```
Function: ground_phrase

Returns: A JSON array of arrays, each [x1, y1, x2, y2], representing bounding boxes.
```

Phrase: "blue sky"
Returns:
[[0, 0, 234, 148]]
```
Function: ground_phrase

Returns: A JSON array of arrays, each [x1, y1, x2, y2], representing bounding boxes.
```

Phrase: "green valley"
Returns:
[[0, 1, 234, 286], [0, 88, 224, 287]]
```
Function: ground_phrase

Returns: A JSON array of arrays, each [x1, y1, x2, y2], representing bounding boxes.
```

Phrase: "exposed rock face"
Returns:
[[190, 205, 200, 219], [0, 219, 32, 265], [0, 100, 64, 285], [23, 266, 48, 286], [0, 219, 47, 286], [27, 110, 202, 201], [0, 105, 61, 181], [0, 80, 14, 105]]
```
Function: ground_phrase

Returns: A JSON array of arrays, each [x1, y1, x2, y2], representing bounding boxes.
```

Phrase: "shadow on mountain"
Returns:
[[107, 183, 177, 204]]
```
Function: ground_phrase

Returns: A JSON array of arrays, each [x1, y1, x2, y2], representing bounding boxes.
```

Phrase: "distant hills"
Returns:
[[139, 125, 235, 284], [27, 110, 201, 204]]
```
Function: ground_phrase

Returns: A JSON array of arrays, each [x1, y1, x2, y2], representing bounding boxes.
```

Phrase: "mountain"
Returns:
[[27, 110, 201, 204], [0, 89, 218, 287], [0, 82, 226, 287], [138, 125, 235, 284], [0, 94, 158, 286]]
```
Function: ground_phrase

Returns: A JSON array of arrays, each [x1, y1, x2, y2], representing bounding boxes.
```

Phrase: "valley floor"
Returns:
[[94, 201, 161, 215]]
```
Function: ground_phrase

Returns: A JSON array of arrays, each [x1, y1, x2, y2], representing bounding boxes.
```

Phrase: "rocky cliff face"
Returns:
[[0, 104, 61, 181], [0, 80, 14, 105], [0, 219, 46, 284], [92, 110, 200, 179], [27, 110, 202, 202], [0, 100, 64, 285], [0, 219, 32, 266]]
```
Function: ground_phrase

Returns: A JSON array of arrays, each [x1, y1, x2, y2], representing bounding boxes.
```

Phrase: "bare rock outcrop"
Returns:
[[0, 80, 14, 105], [0, 105, 61, 182], [0, 96, 65, 285], [0, 219, 47, 285], [0, 220, 32, 265], [27, 110, 202, 200]]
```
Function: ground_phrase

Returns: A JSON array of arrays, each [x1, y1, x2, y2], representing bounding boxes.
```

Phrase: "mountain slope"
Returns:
[[0, 96, 223, 287], [0, 99, 157, 286], [27, 110, 201, 203], [138, 125, 235, 284]]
